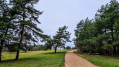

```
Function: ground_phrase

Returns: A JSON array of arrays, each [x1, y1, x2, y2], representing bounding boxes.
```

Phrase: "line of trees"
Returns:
[[74, 0, 119, 56]]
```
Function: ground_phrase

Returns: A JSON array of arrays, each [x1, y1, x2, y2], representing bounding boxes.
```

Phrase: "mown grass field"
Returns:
[[76, 52, 119, 67], [0, 50, 68, 67]]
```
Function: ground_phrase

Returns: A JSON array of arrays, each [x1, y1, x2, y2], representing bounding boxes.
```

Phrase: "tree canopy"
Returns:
[[74, 0, 119, 56]]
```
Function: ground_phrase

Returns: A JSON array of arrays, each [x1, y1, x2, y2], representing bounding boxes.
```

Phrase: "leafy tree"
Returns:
[[0, 0, 16, 61], [41, 36, 53, 50], [74, 18, 97, 52], [53, 26, 71, 53], [66, 46, 71, 49], [10, 0, 45, 60], [95, 0, 119, 55], [38, 45, 47, 50], [26, 45, 35, 51], [74, 0, 119, 56]]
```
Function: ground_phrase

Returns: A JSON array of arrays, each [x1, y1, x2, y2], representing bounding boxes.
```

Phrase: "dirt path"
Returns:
[[65, 50, 98, 67]]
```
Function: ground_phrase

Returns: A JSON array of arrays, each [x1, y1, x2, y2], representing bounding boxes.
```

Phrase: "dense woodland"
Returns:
[[0, 0, 71, 62], [74, 0, 119, 56]]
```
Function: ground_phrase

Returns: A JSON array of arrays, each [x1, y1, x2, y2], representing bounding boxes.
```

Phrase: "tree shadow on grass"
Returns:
[[0, 51, 67, 63], [0, 56, 44, 63]]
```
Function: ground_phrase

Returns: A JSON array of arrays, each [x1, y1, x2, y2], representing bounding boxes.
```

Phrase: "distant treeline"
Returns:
[[74, 0, 119, 56], [26, 45, 74, 51]]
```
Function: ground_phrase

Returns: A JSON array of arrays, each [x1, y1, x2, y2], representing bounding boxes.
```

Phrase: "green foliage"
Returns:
[[7, 44, 19, 52], [66, 46, 71, 49], [0, 0, 47, 61], [53, 26, 71, 53], [41, 36, 53, 50], [38, 45, 47, 50], [74, 0, 119, 55]]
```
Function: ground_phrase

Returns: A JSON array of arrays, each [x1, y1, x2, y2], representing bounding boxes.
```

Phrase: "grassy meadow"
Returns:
[[76, 52, 119, 67], [0, 50, 68, 67]]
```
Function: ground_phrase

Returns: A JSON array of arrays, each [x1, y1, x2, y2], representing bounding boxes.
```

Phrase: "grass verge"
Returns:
[[75, 51, 119, 67]]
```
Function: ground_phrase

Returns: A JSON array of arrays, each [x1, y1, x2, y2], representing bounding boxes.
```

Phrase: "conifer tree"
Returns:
[[53, 26, 71, 53], [10, 0, 44, 60], [0, 0, 15, 61]]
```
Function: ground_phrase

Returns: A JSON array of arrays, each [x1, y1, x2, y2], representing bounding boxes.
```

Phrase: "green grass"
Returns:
[[0, 50, 68, 67], [76, 52, 119, 67]]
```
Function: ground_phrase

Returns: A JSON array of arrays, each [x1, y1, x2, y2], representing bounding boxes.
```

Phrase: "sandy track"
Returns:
[[65, 50, 98, 67]]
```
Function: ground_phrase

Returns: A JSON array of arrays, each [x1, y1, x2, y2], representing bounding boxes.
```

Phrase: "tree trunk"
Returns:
[[55, 46, 57, 53], [111, 29, 114, 42], [0, 41, 4, 62], [0, 27, 9, 62], [15, 50, 19, 60], [15, 25, 24, 60], [113, 46, 116, 55], [104, 27, 106, 34], [0, 48, 2, 62], [15, 4, 26, 60]]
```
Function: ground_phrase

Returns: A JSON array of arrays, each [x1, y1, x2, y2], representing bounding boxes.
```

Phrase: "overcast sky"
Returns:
[[35, 0, 111, 47]]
